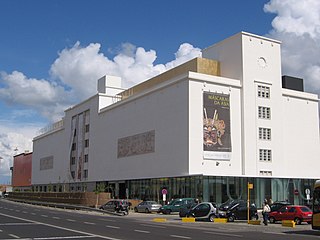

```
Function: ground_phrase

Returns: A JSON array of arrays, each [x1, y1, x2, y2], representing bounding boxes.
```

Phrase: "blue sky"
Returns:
[[0, 0, 320, 183]]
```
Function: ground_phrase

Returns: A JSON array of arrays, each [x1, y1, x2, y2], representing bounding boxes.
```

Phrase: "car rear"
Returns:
[[298, 206, 312, 223]]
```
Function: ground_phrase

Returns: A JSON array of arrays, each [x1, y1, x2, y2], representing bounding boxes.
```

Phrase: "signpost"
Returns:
[[247, 183, 253, 224], [162, 189, 168, 204]]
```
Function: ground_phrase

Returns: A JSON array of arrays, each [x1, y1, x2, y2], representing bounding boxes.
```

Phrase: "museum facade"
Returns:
[[32, 32, 320, 207]]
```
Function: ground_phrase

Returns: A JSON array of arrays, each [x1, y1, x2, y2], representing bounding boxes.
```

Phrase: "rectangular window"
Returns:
[[259, 149, 272, 162], [84, 169, 88, 178], [259, 170, 272, 176], [258, 106, 271, 119], [258, 85, 270, 98], [259, 128, 271, 140], [84, 154, 88, 163], [71, 157, 76, 165], [72, 143, 76, 151], [85, 139, 89, 148], [71, 171, 75, 179], [85, 124, 90, 133]]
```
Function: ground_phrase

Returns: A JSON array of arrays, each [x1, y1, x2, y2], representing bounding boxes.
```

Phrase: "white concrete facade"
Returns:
[[32, 32, 320, 189]]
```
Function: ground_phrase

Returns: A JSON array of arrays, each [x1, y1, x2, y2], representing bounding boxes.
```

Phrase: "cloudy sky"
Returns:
[[0, 0, 319, 183]]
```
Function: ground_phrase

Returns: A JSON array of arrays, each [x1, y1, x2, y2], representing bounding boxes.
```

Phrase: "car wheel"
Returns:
[[166, 209, 172, 215], [208, 214, 215, 222], [134, 207, 138, 212], [227, 215, 235, 222], [145, 208, 150, 213], [294, 218, 302, 225], [269, 217, 275, 224]]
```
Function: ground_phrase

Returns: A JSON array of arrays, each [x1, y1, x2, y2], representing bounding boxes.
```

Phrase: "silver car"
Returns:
[[134, 201, 162, 213]]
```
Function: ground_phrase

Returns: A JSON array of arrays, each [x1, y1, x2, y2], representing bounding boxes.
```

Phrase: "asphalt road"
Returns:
[[0, 199, 319, 240]]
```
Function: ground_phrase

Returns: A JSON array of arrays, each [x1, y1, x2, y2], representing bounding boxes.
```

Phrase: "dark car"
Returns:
[[158, 198, 198, 214], [269, 205, 312, 225], [218, 199, 258, 222], [270, 201, 291, 212], [186, 202, 217, 222], [100, 199, 130, 215]]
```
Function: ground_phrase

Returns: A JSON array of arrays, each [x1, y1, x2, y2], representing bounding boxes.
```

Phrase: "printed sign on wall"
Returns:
[[203, 92, 232, 160]]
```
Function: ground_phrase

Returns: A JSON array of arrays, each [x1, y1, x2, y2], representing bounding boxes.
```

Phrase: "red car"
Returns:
[[269, 205, 312, 225]]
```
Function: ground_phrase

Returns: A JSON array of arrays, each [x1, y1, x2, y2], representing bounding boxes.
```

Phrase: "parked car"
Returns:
[[270, 201, 291, 212], [186, 202, 217, 222], [179, 202, 198, 217], [99, 199, 130, 215], [218, 199, 258, 222], [158, 198, 198, 214], [268, 205, 312, 225], [134, 201, 162, 213]]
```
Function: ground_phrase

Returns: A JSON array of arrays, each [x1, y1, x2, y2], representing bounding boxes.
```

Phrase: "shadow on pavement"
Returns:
[[284, 230, 320, 237]]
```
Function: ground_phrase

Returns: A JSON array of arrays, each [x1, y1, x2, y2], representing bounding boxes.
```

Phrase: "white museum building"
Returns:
[[32, 32, 320, 206]]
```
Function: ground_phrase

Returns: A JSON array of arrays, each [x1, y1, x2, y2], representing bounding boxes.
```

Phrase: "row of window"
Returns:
[[70, 169, 88, 179], [257, 85, 272, 166], [71, 154, 89, 165], [257, 85, 270, 99]]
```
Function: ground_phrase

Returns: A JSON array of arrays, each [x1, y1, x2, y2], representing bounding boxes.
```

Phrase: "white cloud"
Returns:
[[0, 71, 71, 122], [50, 41, 201, 92], [264, 0, 320, 93], [0, 124, 36, 183], [0, 41, 201, 181]]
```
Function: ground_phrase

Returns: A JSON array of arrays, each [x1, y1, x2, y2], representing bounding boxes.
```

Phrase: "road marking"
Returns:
[[53, 216, 61, 219], [41, 215, 49, 217], [23, 211, 28, 213], [170, 235, 191, 239], [140, 223, 166, 229], [0, 212, 122, 240], [31, 213, 36, 215], [0, 223, 38, 226], [67, 219, 76, 222], [83, 222, 95, 225], [106, 225, 120, 229], [34, 235, 96, 239], [9, 234, 20, 238], [134, 230, 150, 234], [204, 231, 243, 238]]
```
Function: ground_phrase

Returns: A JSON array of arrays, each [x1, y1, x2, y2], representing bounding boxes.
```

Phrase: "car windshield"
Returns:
[[300, 206, 312, 212], [148, 201, 157, 204]]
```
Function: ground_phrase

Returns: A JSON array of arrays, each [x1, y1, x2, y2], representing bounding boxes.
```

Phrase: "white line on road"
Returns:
[[0, 212, 123, 240], [83, 222, 95, 225], [0, 223, 39, 226], [41, 215, 48, 217], [106, 225, 120, 229], [67, 219, 76, 222], [8, 234, 20, 238], [34, 235, 96, 239], [140, 223, 166, 229], [170, 235, 191, 239], [52, 217, 61, 219], [134, 230, 150, 234], [204, 231, 243, 238]]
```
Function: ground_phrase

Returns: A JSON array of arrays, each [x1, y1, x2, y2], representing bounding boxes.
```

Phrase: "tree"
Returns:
[[94, 183, 106, 208]]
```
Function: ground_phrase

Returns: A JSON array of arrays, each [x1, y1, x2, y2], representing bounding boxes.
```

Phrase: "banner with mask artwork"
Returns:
[[203, 92, 232, 160]]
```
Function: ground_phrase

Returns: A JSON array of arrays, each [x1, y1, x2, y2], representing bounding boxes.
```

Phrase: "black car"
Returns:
[[99, 199, 130, 215], [270, 201, 291, 212], [218, 199, 258, 222], [186, 202, 217, 222]]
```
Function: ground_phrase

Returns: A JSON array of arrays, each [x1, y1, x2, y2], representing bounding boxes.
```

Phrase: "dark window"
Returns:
[[85, 124, 90, 133], [72, 143, 76, 151], [85, 139, 89, 148], [84, 154, 89, 162]]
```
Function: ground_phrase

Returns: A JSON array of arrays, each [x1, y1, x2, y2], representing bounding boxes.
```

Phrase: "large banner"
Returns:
[[203, 92, 232, 160]]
